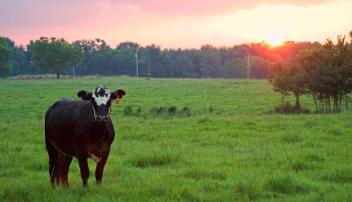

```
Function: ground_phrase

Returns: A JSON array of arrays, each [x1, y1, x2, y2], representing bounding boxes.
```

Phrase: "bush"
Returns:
[[124, 105, 192, 117], [123, 106, 132, 116], [123, 105, 142, 116], [150, 106, 166, 116], [167, 106, 177, 116], [273, 102, 310, 114], [150, 106, 192, 117], [208, 105, 214, 113], [180, 107, 191, 117]]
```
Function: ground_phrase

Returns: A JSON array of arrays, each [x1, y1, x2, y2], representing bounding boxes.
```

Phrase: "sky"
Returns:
[[0, 0, 351, 48]]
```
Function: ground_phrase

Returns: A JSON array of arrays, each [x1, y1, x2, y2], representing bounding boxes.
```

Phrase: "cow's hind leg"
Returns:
[[58, 156, 73, 187], [45, 141, 59, 186]]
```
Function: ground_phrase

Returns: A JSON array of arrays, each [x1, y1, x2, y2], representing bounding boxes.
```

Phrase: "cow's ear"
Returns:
[[111, 89, 126, 100], [77, 90, 92, 100]]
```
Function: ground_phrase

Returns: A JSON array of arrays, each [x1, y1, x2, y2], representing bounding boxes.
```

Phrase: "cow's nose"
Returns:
[[96, 115, 108, 122]]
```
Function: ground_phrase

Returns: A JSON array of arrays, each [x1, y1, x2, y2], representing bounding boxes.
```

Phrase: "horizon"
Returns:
[[1, 0, 351, 49]]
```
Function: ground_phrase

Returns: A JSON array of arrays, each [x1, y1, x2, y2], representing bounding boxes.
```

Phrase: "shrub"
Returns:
[[273, 102, 310, 114], [150, 106, 166, 116], [123, 106, 132, 116], [168, 106, 177, 116], [150, 106, 192, 117], [180, 107, 191, 117], [208, 105, 214, 113], [123, 105, 142, 116]]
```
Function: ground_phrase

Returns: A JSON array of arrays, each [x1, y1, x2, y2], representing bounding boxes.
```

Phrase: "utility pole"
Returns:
[[247, 54, 250, 80], [147, 62, 151, 78], [135, 46, 139, 78], [72, 65, 75, 77]]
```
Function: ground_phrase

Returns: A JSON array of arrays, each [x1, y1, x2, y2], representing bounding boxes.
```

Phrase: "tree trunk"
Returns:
[[333, 96, 338, 112], [56, 69, 60, 79], [294, 93, 301, 111], [339, 95, 342, 112], [281, 94, 285, 105], [313, 95, 318, 113]]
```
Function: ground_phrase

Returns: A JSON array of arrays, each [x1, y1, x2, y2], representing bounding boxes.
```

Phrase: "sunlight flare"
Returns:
[[266, 33, 284, 47]]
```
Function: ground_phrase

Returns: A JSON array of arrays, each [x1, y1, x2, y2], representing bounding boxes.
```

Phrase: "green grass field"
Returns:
[[1, 77, 352, 202]]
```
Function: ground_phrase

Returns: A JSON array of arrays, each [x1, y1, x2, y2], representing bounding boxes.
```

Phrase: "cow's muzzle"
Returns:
[[91, 105, 110, 123], [96, 115, 108, 122]]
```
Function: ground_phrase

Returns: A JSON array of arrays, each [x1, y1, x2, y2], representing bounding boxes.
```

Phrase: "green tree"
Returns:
[[269, 58, 307, 112], [270, 32, 352, 113], [269, 62, 291, 105], [141, 44, 161, 77], [32, 37, 83, 78], [0, 38, 11, 77]]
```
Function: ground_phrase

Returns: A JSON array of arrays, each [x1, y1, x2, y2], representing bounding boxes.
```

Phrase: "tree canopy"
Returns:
[[32, 37, 83, 78], [269, 34, 352, 113], [0, 37, 11, 77], [0, 36, 316, 79]]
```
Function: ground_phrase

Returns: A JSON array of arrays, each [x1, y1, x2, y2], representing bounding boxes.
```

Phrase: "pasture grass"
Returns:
[[0, 76, 352, 201]]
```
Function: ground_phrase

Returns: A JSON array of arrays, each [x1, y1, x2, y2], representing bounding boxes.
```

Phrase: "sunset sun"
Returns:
[[266, 34, 284, 47]]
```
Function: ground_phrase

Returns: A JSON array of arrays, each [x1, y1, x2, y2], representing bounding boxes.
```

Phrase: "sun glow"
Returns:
[[266, 34, 284, 47]]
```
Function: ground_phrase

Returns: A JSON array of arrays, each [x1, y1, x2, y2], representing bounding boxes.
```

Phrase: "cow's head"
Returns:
[[77, 85, 126, 123]]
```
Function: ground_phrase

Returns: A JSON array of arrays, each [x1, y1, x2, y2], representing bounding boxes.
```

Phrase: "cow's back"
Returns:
[[45, 98, 92, 156]]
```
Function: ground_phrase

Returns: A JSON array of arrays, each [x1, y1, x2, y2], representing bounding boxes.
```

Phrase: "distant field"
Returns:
[[1, 77, 352, 202]]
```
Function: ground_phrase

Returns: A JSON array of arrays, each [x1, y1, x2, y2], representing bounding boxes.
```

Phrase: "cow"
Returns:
[[45, 85, 126, 187]]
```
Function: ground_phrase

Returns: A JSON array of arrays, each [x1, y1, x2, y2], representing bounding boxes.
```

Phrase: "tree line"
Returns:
[[1, 32, 352, 113], [0, 36, 313, 78], [269, 32, 352, 113]]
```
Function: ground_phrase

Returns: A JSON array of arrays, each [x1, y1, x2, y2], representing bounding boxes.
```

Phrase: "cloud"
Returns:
[[114, 4, 141, 12], [96, 0, 334, 15], [0, 0, 335, 32], [0, 0, 334, 26], [0, 0, 347, 48]]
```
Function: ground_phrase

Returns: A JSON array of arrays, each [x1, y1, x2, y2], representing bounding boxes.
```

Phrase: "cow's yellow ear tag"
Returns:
[[114, 98, 122, 104]]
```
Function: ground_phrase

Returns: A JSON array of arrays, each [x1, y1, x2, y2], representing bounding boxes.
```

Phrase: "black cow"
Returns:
[[45, 85, 126, 187]]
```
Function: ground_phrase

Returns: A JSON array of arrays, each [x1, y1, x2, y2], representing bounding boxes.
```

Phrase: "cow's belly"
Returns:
[[86, 142, 109, 162], [50, 140, 78, 157], [47, 124, 79, 156]]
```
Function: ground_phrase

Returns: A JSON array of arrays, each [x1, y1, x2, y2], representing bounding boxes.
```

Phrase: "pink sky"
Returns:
[[0, 0, 351, 48]]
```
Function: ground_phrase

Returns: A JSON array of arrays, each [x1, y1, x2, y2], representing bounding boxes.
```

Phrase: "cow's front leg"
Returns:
[[78, 156, 90, 186], [95, 148, 110, 184]]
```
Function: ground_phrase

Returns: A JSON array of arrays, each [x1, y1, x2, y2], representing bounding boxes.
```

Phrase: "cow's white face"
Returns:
[[77, 85, 126, 123], [92, 86, 111, 106], [91, 85, 112, 122]]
